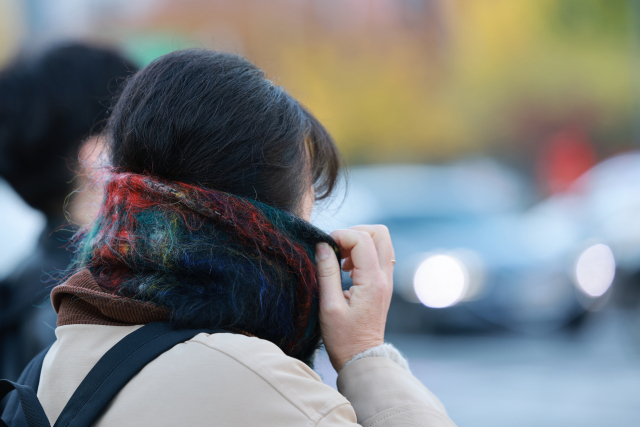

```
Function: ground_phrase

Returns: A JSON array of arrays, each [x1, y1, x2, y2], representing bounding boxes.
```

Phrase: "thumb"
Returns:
[[316, 243, 347, 314]]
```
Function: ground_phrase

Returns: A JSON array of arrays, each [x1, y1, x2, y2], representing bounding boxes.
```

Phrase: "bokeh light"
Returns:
[[574, 243, 616, 297], [413, 254, 468, 308]]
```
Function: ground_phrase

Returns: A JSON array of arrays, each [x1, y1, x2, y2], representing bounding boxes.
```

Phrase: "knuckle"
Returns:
[[373, 273, 389, 290], [374, 224, 390, 235], [330, 229, 345, 238], [358, 272, 387, 291], [322, 301, 344, 315], [357, 230, 373, 241], [375, 225, 393, 245], [318, 265, 340, 278]]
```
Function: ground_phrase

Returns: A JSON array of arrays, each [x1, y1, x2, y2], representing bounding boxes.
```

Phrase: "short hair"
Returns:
[[107, 49, 340, 213], [0, 43, 138, 215]]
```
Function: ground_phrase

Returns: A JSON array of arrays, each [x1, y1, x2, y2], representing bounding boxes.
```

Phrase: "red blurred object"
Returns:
[[536, 127, 597, 195]]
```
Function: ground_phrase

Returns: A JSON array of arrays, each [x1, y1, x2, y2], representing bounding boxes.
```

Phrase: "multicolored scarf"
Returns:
[[70, 171, 340, 364]]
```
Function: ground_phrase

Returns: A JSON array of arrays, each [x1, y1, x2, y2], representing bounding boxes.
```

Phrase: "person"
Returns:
[[32, 49, 456, 426], [0, 43, 137, 381]]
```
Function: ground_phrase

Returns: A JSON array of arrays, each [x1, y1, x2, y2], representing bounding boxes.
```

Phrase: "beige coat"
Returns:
[[38, 324, 456, 427]]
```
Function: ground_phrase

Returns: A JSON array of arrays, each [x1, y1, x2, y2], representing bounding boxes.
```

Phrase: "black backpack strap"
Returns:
[[0, 382, 50, 427], [53, 322, 225, 427], [1, 345, 52, 427]]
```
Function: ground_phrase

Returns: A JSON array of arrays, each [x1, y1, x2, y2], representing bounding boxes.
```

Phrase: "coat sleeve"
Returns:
[[317, 357, 457, 427]]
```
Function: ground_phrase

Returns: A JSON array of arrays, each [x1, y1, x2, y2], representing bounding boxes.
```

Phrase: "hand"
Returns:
[[316, 225, 395, 371]]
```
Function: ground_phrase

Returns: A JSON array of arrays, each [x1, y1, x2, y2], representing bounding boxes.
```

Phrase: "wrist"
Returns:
[[329, 339, 385, 371], [339, 342, 411, 373]]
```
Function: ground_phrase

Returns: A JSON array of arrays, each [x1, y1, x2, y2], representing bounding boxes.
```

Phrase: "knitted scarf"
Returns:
[[69, 171, 340, 365]]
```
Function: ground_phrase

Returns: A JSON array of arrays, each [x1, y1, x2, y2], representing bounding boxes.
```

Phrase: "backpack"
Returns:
[[0, 322, 225, 427]]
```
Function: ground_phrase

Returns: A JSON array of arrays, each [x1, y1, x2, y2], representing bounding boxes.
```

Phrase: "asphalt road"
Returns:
[[314, 308, 640, 427]]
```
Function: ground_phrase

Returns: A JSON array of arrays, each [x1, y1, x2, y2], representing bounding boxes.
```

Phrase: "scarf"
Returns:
[[68, 171, 340, 364]]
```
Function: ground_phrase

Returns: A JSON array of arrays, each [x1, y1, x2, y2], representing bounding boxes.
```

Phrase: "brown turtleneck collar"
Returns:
[[51, 269, 171, 327]]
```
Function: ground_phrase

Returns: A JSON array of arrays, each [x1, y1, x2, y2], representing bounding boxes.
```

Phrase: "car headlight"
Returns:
[[413, 254, 469, 308], [573, 243, 615, 297]]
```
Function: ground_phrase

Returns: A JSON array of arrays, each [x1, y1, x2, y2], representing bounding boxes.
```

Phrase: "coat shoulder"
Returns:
[[186, 332, 352, 419], [97, 331, 354, 426], [188, 331, 321, 379]]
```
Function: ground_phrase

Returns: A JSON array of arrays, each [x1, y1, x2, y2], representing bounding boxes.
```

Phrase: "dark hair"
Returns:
[[0, 43, 137, 216], [107, 49, 340, 213]]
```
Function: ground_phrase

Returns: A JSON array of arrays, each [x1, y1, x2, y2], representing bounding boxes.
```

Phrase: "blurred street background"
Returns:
[[1, 0, 640, 425]]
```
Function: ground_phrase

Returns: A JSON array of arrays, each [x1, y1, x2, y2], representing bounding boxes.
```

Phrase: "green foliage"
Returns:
[[551, 0, 630, 39]]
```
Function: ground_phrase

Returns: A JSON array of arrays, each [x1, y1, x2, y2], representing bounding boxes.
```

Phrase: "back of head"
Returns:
[[0, 43, 137, 216], [108, 49, 338, 213], [74, 49, 341, 363]]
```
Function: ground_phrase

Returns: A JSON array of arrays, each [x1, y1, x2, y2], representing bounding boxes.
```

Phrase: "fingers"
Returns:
[[350, 225, 394, 272], [316, 243, 348, 315], [342, 225, 394, 288], [329, 229, 381, 285], [318, 229, 392, 371]]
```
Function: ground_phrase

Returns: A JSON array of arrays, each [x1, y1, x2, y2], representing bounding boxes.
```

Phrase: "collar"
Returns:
[[51, 269, 170, 327]]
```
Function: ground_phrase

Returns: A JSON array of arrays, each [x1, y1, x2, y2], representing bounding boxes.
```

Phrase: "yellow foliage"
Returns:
[[260, 0, 633, 162], [6, 0, 629, 163]]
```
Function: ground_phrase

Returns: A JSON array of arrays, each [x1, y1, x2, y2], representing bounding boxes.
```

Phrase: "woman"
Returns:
[[37, 50, 456, 426]]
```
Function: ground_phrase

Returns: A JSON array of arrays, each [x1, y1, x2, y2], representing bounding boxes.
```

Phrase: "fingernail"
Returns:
[[316, 243, 331, 261]]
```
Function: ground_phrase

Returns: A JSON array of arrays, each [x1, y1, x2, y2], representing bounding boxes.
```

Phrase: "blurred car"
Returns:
[[312, 155, 631, 335], [532, 151, 640, 336], [566, 151, 640, 273]]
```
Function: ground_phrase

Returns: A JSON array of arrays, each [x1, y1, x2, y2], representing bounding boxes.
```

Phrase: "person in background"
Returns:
[[0, 43, 137, 381]]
